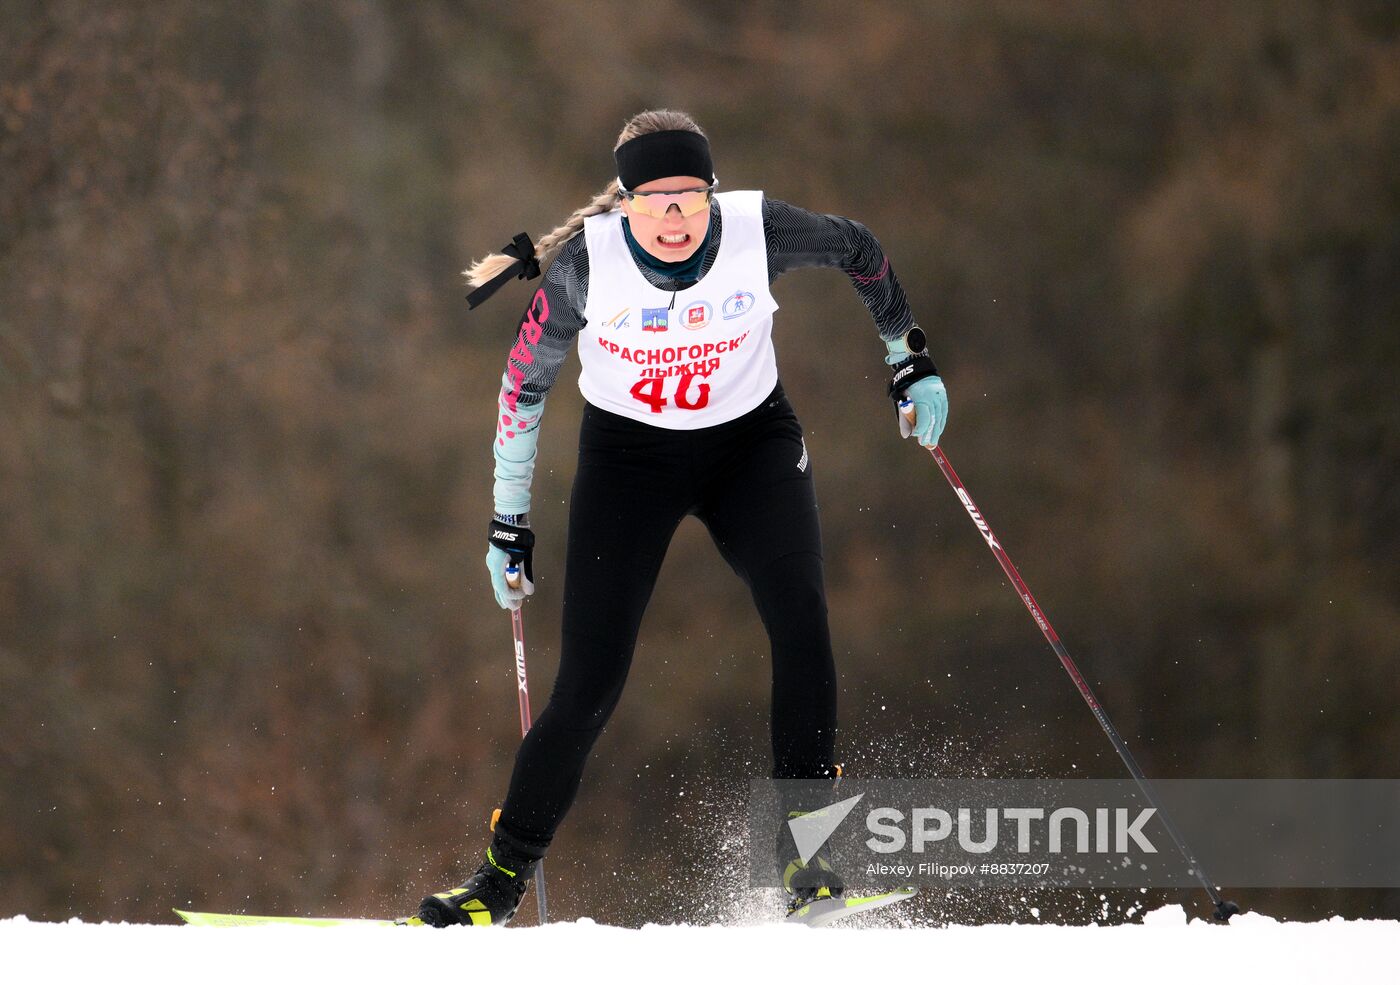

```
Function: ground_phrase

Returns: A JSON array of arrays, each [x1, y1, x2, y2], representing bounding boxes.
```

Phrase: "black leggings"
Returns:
[[497, 381, 837, 851]]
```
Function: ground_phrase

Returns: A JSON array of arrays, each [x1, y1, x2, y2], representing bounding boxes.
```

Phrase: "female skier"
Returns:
[[418, 109, 947, 927]]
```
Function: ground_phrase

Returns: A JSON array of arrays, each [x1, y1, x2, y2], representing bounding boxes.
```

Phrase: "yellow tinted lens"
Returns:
[[630, 188, 711, 217], [675, 190, 712, 216]]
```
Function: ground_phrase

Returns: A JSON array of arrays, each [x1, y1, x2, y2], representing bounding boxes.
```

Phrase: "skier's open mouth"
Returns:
[[656, 233, 691, 251]]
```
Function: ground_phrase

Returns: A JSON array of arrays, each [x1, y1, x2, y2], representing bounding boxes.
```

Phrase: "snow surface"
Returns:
[[2, 907, 1394, 984]]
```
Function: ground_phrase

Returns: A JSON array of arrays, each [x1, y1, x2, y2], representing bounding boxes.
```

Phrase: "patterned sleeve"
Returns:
[[489, 234, 593, 518], [497, 233, 590, 414], [762, 197, 918, 344]]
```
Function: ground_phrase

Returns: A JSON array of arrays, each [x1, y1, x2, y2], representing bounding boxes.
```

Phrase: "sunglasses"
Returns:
[[620, 182, 717, 218]]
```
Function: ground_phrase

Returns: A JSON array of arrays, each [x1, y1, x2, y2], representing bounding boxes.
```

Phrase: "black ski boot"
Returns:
[[419, 833, 541, 928], [778, 807, 846, 917], [783, 847, 846, 916]]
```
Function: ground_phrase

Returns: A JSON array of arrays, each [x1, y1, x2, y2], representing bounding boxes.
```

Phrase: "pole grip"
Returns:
[[505, 562, 521, 590], [898, 398, 917, 428]]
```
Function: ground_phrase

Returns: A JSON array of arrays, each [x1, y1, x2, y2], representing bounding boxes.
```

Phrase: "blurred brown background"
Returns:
[[2, 1, 1397, 926]]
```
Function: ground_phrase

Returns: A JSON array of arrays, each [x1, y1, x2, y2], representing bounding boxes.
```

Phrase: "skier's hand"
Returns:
[[884, 326, 945, 449], [897, 375, 948, 449], [486, 519, 535, 610]]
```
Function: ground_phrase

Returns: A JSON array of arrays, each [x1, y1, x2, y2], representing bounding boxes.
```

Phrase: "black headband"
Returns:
[[614, 129, 714, 190]]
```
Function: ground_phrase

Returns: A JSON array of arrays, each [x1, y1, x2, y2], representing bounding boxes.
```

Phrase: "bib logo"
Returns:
[[602, 307, 631, 329], [683, 301, 712, 330], [722, 290, 755, 320], [642, 307, 669, 333]]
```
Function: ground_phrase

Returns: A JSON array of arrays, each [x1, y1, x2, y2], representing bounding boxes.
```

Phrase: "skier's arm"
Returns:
[[487, 236, 587, 609], [762, 197, 919, 343], [491, 235, 588, 519], [762, 197, 947, 448]]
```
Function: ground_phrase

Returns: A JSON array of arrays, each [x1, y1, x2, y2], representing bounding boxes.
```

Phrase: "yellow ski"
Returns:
[[174, 909, 424, 928], [785, 887, 919, 927]]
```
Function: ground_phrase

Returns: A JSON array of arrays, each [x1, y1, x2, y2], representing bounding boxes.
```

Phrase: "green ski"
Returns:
[[174, 909, 424, 928], [785, 886, 919, 927], [176, 886, 918, 929]]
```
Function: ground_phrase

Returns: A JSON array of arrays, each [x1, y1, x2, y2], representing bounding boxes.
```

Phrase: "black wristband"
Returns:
[[488, 519, 535, 557], [887, 353, 940, 402]]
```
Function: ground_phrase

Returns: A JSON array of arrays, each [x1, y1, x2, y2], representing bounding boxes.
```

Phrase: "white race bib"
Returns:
[[578, 190, 779, 428]]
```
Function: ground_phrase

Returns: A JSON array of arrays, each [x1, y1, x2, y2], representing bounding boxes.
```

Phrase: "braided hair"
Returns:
[[464, 109, 707, 287]]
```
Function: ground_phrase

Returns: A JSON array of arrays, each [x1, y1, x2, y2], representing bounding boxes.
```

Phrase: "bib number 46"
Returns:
[[629, 370, 711, 414]]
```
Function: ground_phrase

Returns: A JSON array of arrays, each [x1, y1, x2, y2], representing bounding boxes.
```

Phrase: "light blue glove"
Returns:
[[898, 376, 948, 448], [884, 333, 948, 448]]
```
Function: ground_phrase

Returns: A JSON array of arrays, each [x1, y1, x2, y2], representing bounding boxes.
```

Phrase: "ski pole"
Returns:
[[502, 562, 548, 925], [899, 403, 1239, 922]]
